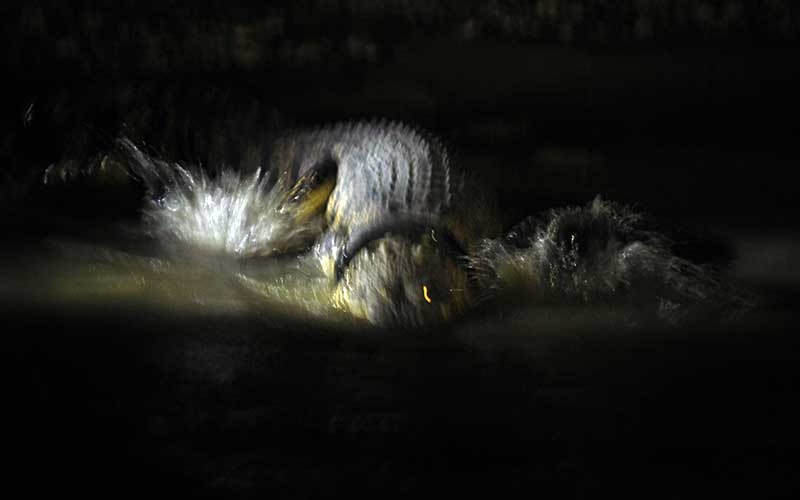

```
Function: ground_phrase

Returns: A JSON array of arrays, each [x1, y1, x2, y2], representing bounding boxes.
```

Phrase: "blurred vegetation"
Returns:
[[2, 1, 798, 80]]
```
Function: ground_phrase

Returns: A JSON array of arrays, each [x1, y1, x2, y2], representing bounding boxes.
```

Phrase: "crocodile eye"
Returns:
[[422, 284, 432, 303]]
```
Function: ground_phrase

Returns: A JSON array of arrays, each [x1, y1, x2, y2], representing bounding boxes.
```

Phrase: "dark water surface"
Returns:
[[5, 282, 800, 498]]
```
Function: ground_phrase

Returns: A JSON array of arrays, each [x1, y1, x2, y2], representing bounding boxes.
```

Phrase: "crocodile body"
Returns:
[[37, 108, 744, 328], [269, 121, 486, 325], [267, 122, 744, 326], [271, 121, 457, 239]]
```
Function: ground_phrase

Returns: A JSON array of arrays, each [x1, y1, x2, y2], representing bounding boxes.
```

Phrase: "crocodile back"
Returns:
[[272, 121, 454, 235]]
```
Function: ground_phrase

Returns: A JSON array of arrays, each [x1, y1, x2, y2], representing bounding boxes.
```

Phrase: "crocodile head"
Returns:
[[326, 218, 472, 328]]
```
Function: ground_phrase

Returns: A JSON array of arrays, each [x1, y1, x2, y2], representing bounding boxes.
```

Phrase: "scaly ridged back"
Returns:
[[271, 121, 454, 234]]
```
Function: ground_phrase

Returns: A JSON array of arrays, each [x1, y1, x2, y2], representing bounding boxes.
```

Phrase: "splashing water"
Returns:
[[121, 138, 324, 258], [27, 140, 753, 328], [468, 197, 753, 323], [147, 168, 323, 257]]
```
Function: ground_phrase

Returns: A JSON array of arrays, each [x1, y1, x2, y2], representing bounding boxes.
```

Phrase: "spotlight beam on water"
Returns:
[[1, 239, 352, 329]]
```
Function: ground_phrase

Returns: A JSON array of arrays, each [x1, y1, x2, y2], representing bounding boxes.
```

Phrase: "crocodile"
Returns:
[[113, 120, 746, 327], [270, 121, 499, 326], [114, 120, 498, 326], [269, 120, 752, 325]]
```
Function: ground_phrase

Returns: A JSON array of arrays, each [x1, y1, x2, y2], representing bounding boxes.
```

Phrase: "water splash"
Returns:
[[120, 138, 324, 258], [61, 140, 753, 327], [469, 197, 753, 322]]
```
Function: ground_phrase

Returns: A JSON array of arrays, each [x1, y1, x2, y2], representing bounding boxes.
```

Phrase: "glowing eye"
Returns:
[[422, 285, 432, 303]]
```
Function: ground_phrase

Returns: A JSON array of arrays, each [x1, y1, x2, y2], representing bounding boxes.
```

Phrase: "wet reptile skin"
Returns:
[[268, 121, 493, 325], [270, 121, 459, 243]]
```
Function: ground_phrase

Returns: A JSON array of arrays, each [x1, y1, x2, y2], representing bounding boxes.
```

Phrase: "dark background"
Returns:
[[2, 1, 800, 498], [2, 0, 799, 223]]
